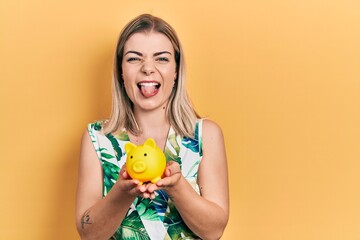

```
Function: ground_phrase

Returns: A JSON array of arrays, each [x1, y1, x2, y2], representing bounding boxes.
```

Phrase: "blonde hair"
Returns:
[[104, 14, 200, 138]]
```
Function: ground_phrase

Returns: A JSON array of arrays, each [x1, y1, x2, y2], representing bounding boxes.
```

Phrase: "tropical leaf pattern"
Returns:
[[152, 190, 169, 221], [182, 122, 202, 156], [88, 120, 203, 239], [106, 133, 123, 161], [164, 133, 182, 168], [116, 131, 130, 141], [164, 199, 198, 239], [102, 161, 119, 195], [182, 137, 199, 153]]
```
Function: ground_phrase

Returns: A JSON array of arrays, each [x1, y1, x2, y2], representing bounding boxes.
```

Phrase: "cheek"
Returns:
[[160, 65, 177, 82], [121, 62, 136, 79], [123, 81, 137, 99], [122, 67, 137, 87], [121, 73, 137, 99]]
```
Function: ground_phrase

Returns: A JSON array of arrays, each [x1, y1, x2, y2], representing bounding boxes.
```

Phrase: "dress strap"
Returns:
[[196, 119, 203, 157]]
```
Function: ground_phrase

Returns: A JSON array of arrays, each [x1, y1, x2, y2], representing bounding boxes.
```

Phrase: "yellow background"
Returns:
[[1, 0, 359, 239]]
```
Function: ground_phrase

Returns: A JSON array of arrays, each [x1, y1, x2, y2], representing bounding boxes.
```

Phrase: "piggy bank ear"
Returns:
[[125, 142, 136, 154], [144, 138, 156, 148]]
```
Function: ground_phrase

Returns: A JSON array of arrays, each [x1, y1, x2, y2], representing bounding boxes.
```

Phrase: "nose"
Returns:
[[141, 60, 155, 76], [132, 161, 147, 173]]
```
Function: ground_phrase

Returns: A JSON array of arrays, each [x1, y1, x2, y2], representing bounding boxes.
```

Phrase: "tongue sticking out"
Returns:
[[139, 83, 159, 98]]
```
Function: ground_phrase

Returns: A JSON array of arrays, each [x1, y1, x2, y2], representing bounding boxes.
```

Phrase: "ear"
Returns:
[[144, 138, 156, 148], [125, 142, 136, 154]]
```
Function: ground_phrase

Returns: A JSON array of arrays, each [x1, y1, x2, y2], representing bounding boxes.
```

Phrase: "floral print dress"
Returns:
[[88, 119, 203, 239]]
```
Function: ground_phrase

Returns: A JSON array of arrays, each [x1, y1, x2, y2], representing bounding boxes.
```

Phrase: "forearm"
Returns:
[[167, 177, 228, 240], [76, 187, 135, 240]]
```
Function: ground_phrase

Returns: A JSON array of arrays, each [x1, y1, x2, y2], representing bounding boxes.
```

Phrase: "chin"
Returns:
[[135, 103, 161, 112]]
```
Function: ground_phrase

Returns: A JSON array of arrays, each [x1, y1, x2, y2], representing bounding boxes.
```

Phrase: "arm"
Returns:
[[155, 119, 229, 240], [75, 130, 150, 240]]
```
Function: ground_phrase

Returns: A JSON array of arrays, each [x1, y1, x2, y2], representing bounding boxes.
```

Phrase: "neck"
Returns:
[[131, 106, 170, 149]]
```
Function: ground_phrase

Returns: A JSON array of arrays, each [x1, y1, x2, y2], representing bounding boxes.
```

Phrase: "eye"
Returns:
[[130, 155, 133, 159], [144, 153, 147, 156], [156, 57, 169, 62], [127, 57, 141, 62]]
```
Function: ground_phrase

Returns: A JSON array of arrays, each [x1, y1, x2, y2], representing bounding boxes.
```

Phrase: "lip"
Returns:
[[137, 80, 161, 98], [137, 80, 160, 84], [137, 80, 161, 88]]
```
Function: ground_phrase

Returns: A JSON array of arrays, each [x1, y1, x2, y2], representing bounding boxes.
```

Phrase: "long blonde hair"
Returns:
[[104, 14, 200, 138]]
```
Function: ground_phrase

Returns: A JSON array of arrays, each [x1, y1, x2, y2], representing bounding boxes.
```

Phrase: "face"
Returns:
[[122, 31, 177, 112]]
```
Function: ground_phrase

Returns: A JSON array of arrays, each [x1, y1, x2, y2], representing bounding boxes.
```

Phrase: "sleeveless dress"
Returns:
[[88, 120, 203, 240]]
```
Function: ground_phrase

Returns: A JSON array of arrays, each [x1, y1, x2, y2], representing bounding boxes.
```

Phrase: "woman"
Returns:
[[76, 14, 229, 240]]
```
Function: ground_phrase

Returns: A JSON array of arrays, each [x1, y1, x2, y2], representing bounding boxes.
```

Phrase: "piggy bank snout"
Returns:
[[132, 161, 147, 173]]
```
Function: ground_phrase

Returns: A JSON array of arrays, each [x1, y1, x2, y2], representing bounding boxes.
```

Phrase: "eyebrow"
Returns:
[[154, 51, 172, 56], [124, 50, 172, 56]]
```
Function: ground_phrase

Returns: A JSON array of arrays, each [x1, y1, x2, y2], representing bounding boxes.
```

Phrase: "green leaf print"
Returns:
[[164, 133, 182, 167], [107, 191, 154, 239], [101, 152, 115, 160], [164, 199, 199, 239], [182, 137, 199, 154], [117, 202, 150, 240], [137, 203, 146, 215], [98, 147, 115, 161], [106, 133, 123, 161], [152, 190, 169, 221], [93, 121, 103, 131], [168, 133, 180, 153], [102, 161, 119, 195], [136, 199, 159, 221], [183, 121, 203, 156], [167, 224, 199, 239], [185, 161, 201, 178], [164, 148, 181, 165], [116, 131, 130, 141], [164, 199, 182, 224], [116, 227, 150, 240]]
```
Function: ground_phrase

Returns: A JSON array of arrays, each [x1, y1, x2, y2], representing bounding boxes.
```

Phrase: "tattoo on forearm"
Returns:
[[81, 210, 92, 229]]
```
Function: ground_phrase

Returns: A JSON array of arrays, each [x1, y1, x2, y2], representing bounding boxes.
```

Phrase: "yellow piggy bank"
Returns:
[[125, 138, 166, 185]]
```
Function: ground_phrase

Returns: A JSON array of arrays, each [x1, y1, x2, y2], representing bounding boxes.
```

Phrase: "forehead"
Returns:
[[124, 32, 174, 54]]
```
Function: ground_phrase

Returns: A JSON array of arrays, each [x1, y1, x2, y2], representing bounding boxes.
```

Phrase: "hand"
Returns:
[[146, 161, 182, 195], [158, 161, 182, 187], [116, 165, 150, 198], [119, 161, 182, 199]]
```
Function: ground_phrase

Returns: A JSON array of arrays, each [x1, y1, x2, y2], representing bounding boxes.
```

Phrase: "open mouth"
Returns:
[[137, 81, 160, 98]]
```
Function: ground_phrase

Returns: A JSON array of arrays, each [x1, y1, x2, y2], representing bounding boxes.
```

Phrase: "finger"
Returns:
[[146, 183, 159, 193], [163, 168, 171, 177], [157, 171, 182, 187], [156, 179, 164, 187], [150, 192, 156, 200], [141, 192, 150, 199], [165, 161, 180, 175], [122, 179, 140, 191], [121, 170, 131, 179], [116, 180, 142, 197], [120, 164, 127, 173], [120, 166, 132, 180], [137, 183, 148, 193], [156, 177, 170, 187]]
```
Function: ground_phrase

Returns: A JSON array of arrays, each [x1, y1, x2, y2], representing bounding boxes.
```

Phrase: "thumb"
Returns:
[[165, 161, 181, 176]]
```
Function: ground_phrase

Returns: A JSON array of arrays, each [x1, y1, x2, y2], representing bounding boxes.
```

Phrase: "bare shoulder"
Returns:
[[81, 127, 90, 142], [78, 127, 100, 170], [202, 119, 225, 143], [80, 128, 93, 150]]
